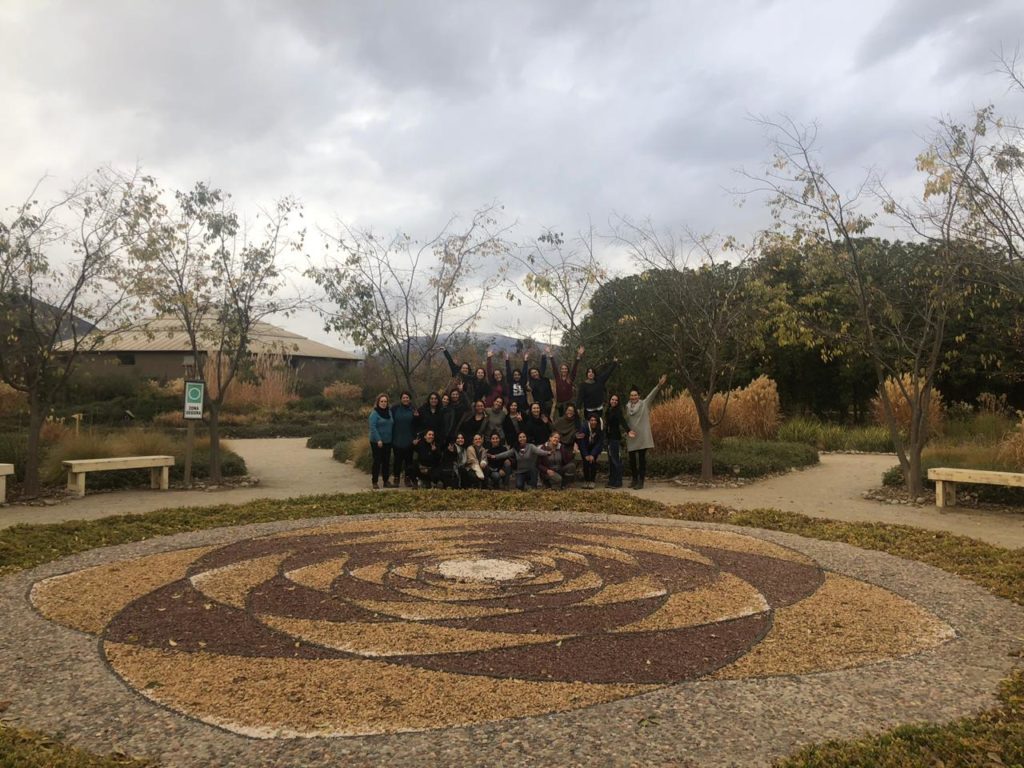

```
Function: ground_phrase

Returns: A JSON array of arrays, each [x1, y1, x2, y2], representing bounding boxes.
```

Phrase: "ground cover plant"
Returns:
[[1, 494, 1022, 766]]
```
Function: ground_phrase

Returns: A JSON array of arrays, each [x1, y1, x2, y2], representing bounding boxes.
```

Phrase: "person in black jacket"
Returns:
[[415, 429, 444, 488], [525, 352, 554, 418], [604, 393, 626, 488], [441, 347, 474, 391], [443, 387, 469, 444], [418, 392, 445, 440], [522, 402, 552, 446], [578, 358, 619, 420]]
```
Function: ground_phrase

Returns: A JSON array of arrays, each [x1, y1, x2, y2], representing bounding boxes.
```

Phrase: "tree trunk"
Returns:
[[700, 424, 714, 482], [693, 396, 714, 482], [208, 405, 222, 483], [906, 444, 923, 497], [23, 396, 45, 498]]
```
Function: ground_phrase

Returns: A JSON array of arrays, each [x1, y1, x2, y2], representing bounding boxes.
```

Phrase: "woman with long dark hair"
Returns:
[[368, 393, 394, 490], [604, 393, 626, 488]]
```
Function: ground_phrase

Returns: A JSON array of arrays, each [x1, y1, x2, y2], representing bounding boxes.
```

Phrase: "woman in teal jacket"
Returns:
[[368, 393, 395, 490]]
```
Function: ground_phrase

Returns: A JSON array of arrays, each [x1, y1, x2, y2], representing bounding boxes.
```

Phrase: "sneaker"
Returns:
[[403, 477, 412, 488], [372, 481, 380, 490]]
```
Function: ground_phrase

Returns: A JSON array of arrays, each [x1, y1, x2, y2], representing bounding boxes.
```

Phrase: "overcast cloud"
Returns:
[[2, 0, 1023, 346]]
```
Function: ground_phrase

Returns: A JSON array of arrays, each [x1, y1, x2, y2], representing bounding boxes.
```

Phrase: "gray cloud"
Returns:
[[2, 0, 1022, 344]]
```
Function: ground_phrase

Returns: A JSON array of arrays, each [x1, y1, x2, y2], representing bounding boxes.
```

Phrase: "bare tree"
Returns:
[[127, 181, 306, 482], [748, 117, 972, 495], [610, 219, 767, 480], [0, 169, 145, 496], [308, 206, 511, 395], [503, 225, 606, 349]]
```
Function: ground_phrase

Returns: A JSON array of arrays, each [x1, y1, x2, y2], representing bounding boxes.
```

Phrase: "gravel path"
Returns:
[[2, 509, 1022, 768], [2, 440, 1023, 548]]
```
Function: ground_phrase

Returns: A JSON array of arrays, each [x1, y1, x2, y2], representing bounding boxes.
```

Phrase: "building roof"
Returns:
[[81, 317, 361, 361]]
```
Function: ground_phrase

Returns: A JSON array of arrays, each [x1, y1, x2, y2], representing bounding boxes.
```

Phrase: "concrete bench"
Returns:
[[63, 456, 175, 498], [927, 467, 1024, 508], [0, 464, 13, 503]]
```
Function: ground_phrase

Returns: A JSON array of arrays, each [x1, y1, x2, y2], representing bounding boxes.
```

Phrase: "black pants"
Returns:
[[628, 448, 647, 483], [370, 442, 392, 484], [582, 457, 599, 482], [417, 463, 443, 488], [392, 445, 414, 482]]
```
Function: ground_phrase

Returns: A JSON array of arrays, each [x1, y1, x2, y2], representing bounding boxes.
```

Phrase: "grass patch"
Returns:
[[778, 417, 894, 452], [1, 495, 1023, 766], [649, 438, 819, 478]]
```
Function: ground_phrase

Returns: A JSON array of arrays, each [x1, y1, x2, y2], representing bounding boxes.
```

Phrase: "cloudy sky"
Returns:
[[2, 0, 1023, 347]]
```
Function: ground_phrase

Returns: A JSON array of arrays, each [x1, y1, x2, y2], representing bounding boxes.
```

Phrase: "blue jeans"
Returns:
[[607, 440, 623, 487]]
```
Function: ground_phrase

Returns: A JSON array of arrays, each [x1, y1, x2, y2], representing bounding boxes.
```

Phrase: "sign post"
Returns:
[[183, 380, 205, 488]]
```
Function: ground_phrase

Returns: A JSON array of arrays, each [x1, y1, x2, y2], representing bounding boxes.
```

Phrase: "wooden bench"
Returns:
[[927, 467, 1024, 508], [0, 464, 13, 503], [63, 456, 175, 498]]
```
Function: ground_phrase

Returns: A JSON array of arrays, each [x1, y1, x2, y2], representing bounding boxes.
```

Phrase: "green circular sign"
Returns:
[[186, 384, 204, 403]]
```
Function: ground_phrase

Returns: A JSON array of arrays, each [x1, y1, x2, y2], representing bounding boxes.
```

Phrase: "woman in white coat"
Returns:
[[624, 374, 668, 489]]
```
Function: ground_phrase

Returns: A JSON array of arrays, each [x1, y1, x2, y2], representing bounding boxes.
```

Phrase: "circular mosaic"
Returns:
[[30, 517, 953, 738]]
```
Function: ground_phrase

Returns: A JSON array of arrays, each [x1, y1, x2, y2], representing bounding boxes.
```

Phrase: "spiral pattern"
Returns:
[[31, 517, 953, 738]]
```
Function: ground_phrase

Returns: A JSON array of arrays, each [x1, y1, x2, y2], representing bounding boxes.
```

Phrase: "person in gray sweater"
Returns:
[[624, 374, 668, 490], [488, 431, 551, 491]]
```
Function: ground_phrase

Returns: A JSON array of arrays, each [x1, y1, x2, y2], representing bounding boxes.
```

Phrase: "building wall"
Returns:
[[77, 352, 359, 383]]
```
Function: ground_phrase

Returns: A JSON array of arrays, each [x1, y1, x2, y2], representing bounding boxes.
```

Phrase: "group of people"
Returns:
[[367, 346, 667, 491]]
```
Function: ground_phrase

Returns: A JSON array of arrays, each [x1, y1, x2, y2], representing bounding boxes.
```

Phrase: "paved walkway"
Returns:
[[2, 440, 1023, 548]]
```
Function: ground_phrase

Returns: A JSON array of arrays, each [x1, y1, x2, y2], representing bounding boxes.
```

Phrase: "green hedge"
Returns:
[[649, 438, 819, 478], [307, 425, 363, 449]]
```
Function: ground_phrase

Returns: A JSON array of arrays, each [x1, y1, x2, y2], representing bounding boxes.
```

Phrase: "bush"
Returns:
[[323, 380, 362, 403], [38, 429, 246, 489], [331, 436, 371, 472], [307, 425, 362, 449], [870, 374, 943, 437], [778, 417, 894, 452], [0, 382, 26, 415], [651, 376, 781, 452], [941, 412, 1017, 445], [204, 353, 298, 412], [998, 421, 1024, 470], [218, 422, 332, 438], [0, 432, 29, 482], [648, 438, 818, 478]]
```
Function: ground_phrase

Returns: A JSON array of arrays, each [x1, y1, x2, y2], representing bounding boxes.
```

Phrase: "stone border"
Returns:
[[2, 508, 1022, 768]]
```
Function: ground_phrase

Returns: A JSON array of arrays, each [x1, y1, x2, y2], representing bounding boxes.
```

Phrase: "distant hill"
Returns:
[[407, 331, 553, 357]]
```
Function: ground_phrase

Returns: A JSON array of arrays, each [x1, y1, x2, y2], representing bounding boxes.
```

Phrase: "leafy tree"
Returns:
[[127, 181, 306, 482], [750, 117, 976, 495], [607, 221, 770, 480], [308, 206, 511, 396], [0, 170, 145, 496]]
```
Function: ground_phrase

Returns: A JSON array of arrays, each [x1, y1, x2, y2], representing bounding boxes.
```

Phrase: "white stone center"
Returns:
[[437, 558, 531, 582]]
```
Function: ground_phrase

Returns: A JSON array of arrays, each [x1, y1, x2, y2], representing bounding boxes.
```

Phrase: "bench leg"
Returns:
[[0, 475, 6, 504], [67, 472, 86, 498], [160, 466, 169, 490], [935, 480, 957, 508]]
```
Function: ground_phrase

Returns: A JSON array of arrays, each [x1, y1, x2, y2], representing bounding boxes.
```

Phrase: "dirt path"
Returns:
[[0, 438, 368, 529], [2, 441, 1023, 548]]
